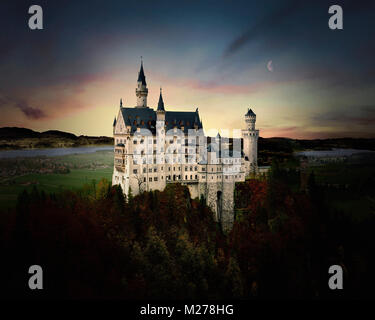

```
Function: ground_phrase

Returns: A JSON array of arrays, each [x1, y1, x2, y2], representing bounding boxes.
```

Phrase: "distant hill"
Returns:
[[0, 127, 41, 139], [258, 137, 375, 153], [0, 127, 113, 150], [257, 136, 375, 166], [1, 127, 374, 152], [41, 130, 78, 140]]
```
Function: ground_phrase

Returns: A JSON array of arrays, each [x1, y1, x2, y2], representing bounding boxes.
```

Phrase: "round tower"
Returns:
[[135, 59, 148, 107], [242, 108, 259, 175], [245, 108, 256, 130]]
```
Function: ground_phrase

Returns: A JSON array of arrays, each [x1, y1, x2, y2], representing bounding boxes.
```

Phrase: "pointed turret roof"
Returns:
[[245, 108, 256, 116], [194, 108, 200, 126], [113, 116, 117, 127], [157, 88, 165, 111], [137, 61, 147, 86]]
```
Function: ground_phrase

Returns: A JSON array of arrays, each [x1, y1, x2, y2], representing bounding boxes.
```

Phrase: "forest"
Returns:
[[1, 160, 375, 299]]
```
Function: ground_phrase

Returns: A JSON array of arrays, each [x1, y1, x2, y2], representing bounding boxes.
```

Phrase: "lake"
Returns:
[[0, 146, 113, 159], [295, 148, 375, 158]]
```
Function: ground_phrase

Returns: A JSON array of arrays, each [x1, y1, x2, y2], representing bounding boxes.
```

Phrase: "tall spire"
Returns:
[[137, 58, 146, 86], [157, 87, 165, 111], [120, 98, 123, 107], [135, 57, 148, 107]]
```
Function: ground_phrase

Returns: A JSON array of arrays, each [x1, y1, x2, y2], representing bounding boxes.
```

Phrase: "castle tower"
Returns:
[[156, 88, 166, 157], [242, 108, 259, 174], [156, 87, 165, 121], [155, 88, 166, 190], [135, 59, 148, 107]]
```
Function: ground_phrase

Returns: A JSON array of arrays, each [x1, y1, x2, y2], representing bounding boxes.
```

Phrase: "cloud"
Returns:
[[0, 94, 46, 120], [16, 101, 46, 120], [311, 106, 375, 127], [223, 0, 303, 58], [182, 79, 273, 94]]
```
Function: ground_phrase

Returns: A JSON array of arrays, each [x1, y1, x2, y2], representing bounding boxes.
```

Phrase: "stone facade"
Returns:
[[112, 62, 259, 231]]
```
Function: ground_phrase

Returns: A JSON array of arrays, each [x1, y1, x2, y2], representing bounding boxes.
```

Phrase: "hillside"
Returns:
[[1, 127, 374, 153], [0, 127, 114, 149], [258, 137, 375, 152], [257, 137, 375, 165]]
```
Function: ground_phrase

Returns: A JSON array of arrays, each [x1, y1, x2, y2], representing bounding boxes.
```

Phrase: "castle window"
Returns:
[[185, 175, 187, 180], [190, 175, 192, 179], [133, 169, 137, 174], [144, 177, 146, 182], [134, 140, 137, 144], [143, 168, 146, 173], [149, 168, 152, 173], [154, 177, 158, 181], [154, 168, 157, 172], [161, 166, 163, 171], [149, 177, 152, 182], [195, 166, 197, 171], [195, 175, 197, 179]]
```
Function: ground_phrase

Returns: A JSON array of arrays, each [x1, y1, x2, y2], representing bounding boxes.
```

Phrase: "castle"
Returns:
[[112, 62, 259, 230]]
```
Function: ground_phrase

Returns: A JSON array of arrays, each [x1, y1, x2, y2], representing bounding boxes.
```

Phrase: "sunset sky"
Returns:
[[0, 0, 374, 138]]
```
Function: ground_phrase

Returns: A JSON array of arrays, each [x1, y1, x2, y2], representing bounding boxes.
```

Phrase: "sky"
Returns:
[[0, 0, 374, 138]]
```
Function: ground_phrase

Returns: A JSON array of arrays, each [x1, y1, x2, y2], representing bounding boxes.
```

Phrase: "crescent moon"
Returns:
[[267, 60, 273, 72]]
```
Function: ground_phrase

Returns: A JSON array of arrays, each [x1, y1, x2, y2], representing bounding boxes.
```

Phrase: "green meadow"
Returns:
[[0, 150, 114, 210]]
